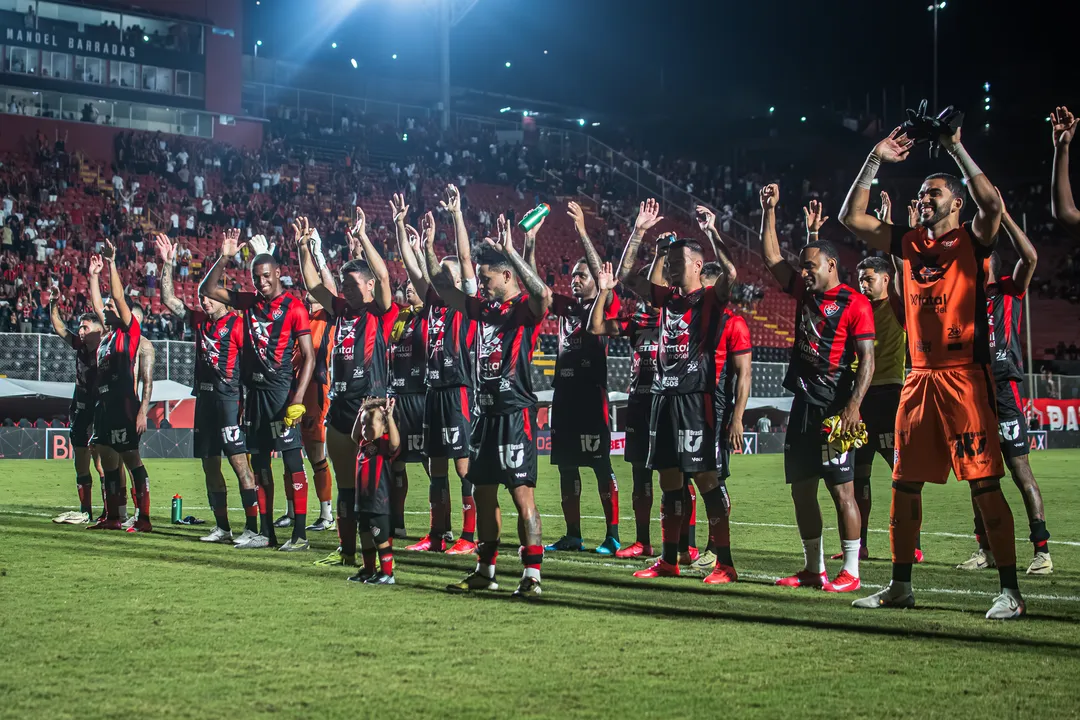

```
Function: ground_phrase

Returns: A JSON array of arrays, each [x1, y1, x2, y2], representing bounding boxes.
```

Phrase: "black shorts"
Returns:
[[468, 408, 538, 488], [647, 393, 716, 474], [70, 401, 93, 448], [855, 384, 901, 472], [244, 384, 303, 455], [784, 396, 854, 486], [424, 386, 473, 460], [193, 391, 247, 458], [624, 393, 652, 464], [996, 379, 1030, 461], [327, 396, 363, 436], [91, 390, 141, 453], [393, 393, 426, 463], [550, 385, 610, 466], [357, 467, 391, 516], [713, 418, 732, 480]]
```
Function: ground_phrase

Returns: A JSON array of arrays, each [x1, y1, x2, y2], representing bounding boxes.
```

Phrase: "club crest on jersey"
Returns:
[[660, 312, 691, 370], [821, 301, 840, 317], [218, 326, 228, 337], [272, 308, 284, 320], [941, 237, 958, 249]]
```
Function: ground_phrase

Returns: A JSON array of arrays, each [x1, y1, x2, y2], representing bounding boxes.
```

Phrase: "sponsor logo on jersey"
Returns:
[[910, 292, 949, 312]]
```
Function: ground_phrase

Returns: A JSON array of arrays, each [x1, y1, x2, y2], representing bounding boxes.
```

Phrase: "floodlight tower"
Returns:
[[430, 0, 480, 130]]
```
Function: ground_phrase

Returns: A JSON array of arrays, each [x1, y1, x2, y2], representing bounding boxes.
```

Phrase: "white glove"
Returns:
[[309, 228, 327, 272], [249, 234, 269, 255]]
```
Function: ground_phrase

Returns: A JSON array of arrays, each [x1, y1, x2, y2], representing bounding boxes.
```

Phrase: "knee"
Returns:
[[460, 476, 475, 497]]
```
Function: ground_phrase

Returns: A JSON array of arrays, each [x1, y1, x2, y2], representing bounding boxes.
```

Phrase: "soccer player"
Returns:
[[347, 397, 401, 585], [296, 214, 396, 566], [155, 233, 258, 544], [1050, 106, 1080, 238], [759, 184, 874, 593], [957, 193, 1052, 575], [199, 228, 315, 551], [85, 244, 153, 532], [49, 298, 106, 525], [544, 201, 622, 555], [615, 203, 742, 585], [841, 125, 1025, 619], [431, 215, 551, 598], [398, 187, 479, 555]]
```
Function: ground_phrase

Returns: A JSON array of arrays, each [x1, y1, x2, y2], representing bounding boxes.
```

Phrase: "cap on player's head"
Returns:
[[856, 255, 892, 300], [472, 243, 516, 302], [250, 253, 281, 299], [340, 259, 375, 308], [917, 172, 966, 229], [800, 239, 840, 294], [664, 237, 705, 290], [570, 257, 596, 300]]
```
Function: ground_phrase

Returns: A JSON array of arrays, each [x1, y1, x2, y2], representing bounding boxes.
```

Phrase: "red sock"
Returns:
[[598, 473, 619, 528], [291, 472, 308, 516], [521, 544, 543, 575], [312, 460, 332, 503], [134, 479, 150, 520], [379, 545, 394, 575], [256, 486, 268, 515], [462, 495, 476, 536]]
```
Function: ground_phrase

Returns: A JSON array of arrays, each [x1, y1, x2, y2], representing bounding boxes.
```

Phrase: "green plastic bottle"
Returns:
[[518, 203, 550, 232], [171, 494, 183, 524]]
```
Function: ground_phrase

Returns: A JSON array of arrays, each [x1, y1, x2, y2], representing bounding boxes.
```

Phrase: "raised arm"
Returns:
[[567, 201, 606, 292], [398, 214, 430, 300], [439, 184, 476, 288], [875, 191, 893, 225], [294, 217, 338, 311], [309, 227, 338, 297], [839, 128, 914, 253], [523, 215, 542, 274], [49, 294, 74, 347], [617, 198, 664, 298], [940, 127, 1000, 246], [427, 225, 469, 313], [199, 228, 244, 306], [384, 397, 401, 456], [350, 207, 392, 312], [87, 254, 106, 327], [1050, 106, 1080, 238], [998, 190, 1037, 293], [803, 199, 829, 246], [758, 184, 795, 289], [101, 240, 133, 329], [649, 246, 666, 287], [135, 339, 154, 433], [154, 233, 189, 321], [489, 214, 552, 318], [587, 262, 624, 336]]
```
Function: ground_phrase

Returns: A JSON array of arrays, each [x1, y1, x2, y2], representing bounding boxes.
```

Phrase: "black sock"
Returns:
[[76, 473, 93, 515], [1029, 519, 1050, 555], [893, 563, 913, 583], [240, 487, 259, 533], [998, 564, 1020, 591], [210, 490, 230, 532]]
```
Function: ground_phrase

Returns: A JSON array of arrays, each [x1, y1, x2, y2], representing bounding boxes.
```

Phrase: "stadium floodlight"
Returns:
[[591, 122, 600, 127], [505, 61, 511, 68], [350, 58, 358, 68], [871, 178, 880, 185], [142, 35, 149, 42], [403, 133, 408, 142], [984, 96, 990, 103], [577, 118, 585, 126], [543, 50, 548, 54], [392, 53, 398, 60], [800, 116, 807, 122], [769, 106, 775, 113], [256, 40, 263, 46], [331, 42, 337, 49], [984, 81, 990, 92], [499, 107, 511, 113], [984, 104, 990, 111], [984, 123, 990, 129]]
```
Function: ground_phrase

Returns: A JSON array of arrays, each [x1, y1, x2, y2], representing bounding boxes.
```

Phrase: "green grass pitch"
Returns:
[[2, 451, 1080, 719]]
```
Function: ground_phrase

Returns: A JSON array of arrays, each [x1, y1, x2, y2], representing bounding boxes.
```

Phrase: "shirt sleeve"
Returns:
[[289, 299, 311, 338], [330, 295, 350, 318], [727, 315, 752, 354], [425, 285, 445, 308], [461, 294, 484, 321], [604, 292, 622, 320], [783, 272, 805, 300], [1000, 277, 1024, 299], [849, 296, 876, 341], [550, 293, 574, 317], [380, 303, 401, 340], [188, 309, 206, 332], [126, 314, 142, 360]]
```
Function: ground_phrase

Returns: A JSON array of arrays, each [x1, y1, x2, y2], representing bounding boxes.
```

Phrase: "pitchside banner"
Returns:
[[1030, 399, 1080, 432]]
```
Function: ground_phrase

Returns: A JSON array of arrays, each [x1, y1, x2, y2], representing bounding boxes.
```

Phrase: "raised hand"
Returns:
[[874, 191, 892, 223], [759, 183, 779, 210], [484, 214, 517, 256], [405, 224, 422, 255], [291, 216, 313, 245], [597, 261, 616, 291], [385, 396, 397, 419], [353, 206, 367, 237], [995, 187, 1010, 218], [907, 199, 919, 229], [872, 127, 914, 163], [526, 213, 545, 239], [420, 210, 435, 241], [439, 184, 461, 214], [88, 255, 103, 277], [634, 198, 664, 232], [154, 233, 176, 262], [220, 228, 240, 257], [249, 233, 269, 256], [567, 201, 587, 235], [390, 194, 409, 224], [1051, 106, 1077, 148], [101, 239, 116, 262], [695, 204, 716, 233], [803, 200, 829, 233]]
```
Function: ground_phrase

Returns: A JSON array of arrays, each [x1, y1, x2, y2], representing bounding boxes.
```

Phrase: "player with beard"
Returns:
[[296, 214, 396, 567], [85, 243, 154, 532], [433, 215, 552, 598], [200, 228, 315, 551], [957, 193, 1053, 575], [544, 201, 622, 555], [386, 219, 430, 540], [841, 126, 1025, 619], [155, 233, 258, 544], [759, 184, 875, 593], [49, 299, 106, 525], [615, 201, 742, 584], [400, 186, 479, 555]]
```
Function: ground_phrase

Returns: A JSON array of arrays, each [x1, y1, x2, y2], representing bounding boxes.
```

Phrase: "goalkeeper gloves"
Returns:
[[821, 415, 868, 455], [283, 403, 306, 428]]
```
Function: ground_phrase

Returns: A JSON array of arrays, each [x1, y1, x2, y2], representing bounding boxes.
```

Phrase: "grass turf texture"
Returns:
[[2, 452, 1080, 719]]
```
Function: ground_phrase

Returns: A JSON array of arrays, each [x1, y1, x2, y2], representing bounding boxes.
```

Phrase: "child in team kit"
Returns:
[[349, 397, 401, 585]]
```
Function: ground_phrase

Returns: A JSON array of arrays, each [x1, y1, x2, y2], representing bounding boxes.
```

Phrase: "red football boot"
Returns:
[[831, 547, 869, 561], [633, 559, 680, 578], [615, 541, 653, 559], [774, 570, 828, 588], [703, 564, 738, 585], [823, 570, 861, 593], [914, 548, 925, 564], [405, 535, 433, 552], [87, 518, 122, 531], [445, 538, 477, 555], [126, 518, 153, 533]]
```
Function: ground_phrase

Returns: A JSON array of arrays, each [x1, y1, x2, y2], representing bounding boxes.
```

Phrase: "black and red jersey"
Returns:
[[464, 292, 545, 415], [95, 315, 141, 402], [71, 336, 97, 402], [356, 434, 397, 505], [649, 284, 731, 396], [329, 296, 398, 404], [783, 279, 875, 407], [190, 309, 244, 396], [987, 275, 1025, 383], [713, 310, 752, 420], [616, 306, 659, 397], [425, 287, 477, 389], [390, 305, 428, 395], [551, 292, 621, 391], [235, 291, 311, 390]]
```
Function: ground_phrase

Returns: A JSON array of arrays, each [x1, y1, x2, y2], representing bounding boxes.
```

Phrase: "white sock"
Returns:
[[118, 502, 129, 521], [523, 567, 541, 580], [320, 500, 333, 521], [476, 562, 495, 579], [841, 539, 861, 577], [802, 536, 824, 574]]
